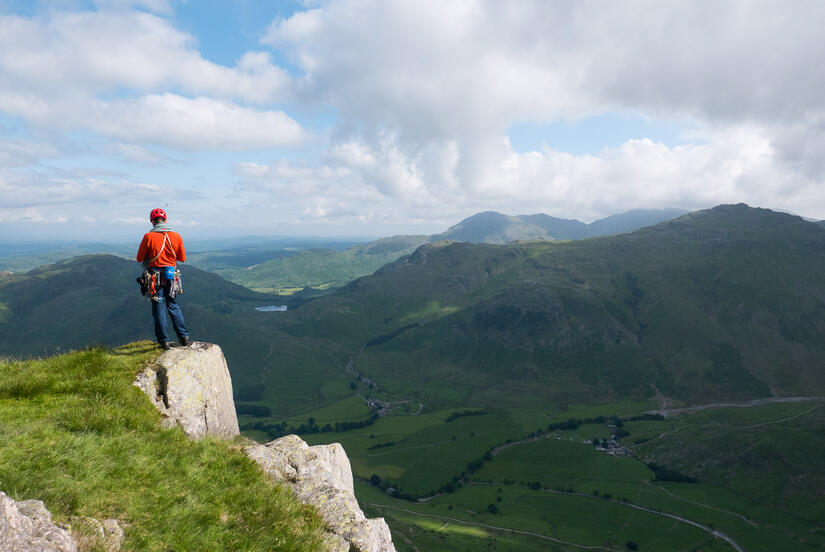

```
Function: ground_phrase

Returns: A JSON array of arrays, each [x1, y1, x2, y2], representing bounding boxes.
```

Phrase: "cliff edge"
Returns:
[[134, 342, 396, 552], [134, 342, 240, 439]]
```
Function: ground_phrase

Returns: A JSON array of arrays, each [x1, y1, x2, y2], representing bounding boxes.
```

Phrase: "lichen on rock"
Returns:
[[0, 492, 77, 552], [134, 342, 239, 439], [246, 435, 396, 552]]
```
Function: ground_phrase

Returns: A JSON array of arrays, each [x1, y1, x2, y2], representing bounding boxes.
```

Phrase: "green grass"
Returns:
[[357, 481, 733, 552], [633, 401, 825, 521], [220, 235, 428, 291], [0, 342, 328, 552], [473, 435, 825, 551], [280, 395, 370, 426], [304, 409, 524, 496], [302, 401, 825, 551], [477, 437, 651, 487]]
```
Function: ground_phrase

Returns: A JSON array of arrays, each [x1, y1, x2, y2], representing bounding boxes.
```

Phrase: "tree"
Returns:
[[626, 541, 639, 550], [487, 503, 499, 514], [370, 474, 382, 486]]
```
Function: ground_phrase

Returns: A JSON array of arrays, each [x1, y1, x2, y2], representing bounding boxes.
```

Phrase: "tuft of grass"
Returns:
[[0, 341, 329, 552]]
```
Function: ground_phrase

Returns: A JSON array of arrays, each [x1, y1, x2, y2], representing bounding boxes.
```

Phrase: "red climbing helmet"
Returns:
[[149, 208, 167, 221]]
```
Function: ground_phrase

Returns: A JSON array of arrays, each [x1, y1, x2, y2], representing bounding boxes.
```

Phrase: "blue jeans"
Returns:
[[151, 276, 189, 343]]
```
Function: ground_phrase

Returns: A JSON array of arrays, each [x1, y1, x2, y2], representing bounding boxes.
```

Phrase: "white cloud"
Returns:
[[0, 9, 304, 151], [261, 0, 825, 220], [90, 94, 307, 150], [233, 124, 825, 228], [93, 0, 173, 14], [0, 139, 63, 167], [0, 10, 290, 103], [0, 167, 162, 208], [0, 91, 306, 150], [269, 1, 825, 132], [0, 206, 49, 223], [101, 143, 176, 165], [4, 1, 825, 235]]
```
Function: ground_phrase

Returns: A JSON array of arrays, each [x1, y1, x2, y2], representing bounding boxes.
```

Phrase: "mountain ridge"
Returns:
[[277, 204, 825, 408], [431, 207, 687, 243], [227, 207, 686, 290]]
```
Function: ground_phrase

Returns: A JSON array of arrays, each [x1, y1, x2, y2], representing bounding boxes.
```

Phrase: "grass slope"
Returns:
[[431, 208, 686, 244], [218, 209, 684, 292], [0, 342, 328, 552], [270, 204, 825, 409], [218, 235, 429, 292], [631, 401, 825, 521]]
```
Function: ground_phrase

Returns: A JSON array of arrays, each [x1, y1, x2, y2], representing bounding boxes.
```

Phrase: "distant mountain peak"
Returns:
[[433, 207, 687, 244]]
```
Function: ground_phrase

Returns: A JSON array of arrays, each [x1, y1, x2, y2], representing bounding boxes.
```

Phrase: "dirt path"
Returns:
[[745, 402, 824, 428], [646, 396, 825, 418], [507, 483, 743, 551], [370, 486, 745, 551], [366, 504, 615, 550], [642, 481, 759, 528]]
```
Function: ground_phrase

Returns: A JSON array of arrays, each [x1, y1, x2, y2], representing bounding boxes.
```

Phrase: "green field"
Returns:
[[633, 401, 825, 521], [358, 482, 734, 552], [291, 400, 825, 551]]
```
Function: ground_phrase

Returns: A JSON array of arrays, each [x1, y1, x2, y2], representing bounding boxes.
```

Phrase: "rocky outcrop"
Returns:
[[134, 342, 239, 439], [0, 492, 77, 552], [246, 435, 396, 552], [133, 342, 395, 551]]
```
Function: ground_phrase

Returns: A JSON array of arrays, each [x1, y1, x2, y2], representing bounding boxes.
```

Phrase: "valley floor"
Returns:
[[256, 398, 825, 552]]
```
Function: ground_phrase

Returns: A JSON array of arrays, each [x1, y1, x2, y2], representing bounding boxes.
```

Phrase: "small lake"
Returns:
[[255, 305, 288, 312]]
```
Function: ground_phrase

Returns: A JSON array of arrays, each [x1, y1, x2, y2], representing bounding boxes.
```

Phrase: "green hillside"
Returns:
[[3, 204, 825, 551], [266, 205, 825, 410], [431, 211, 588, 243], [431, 208, 685, 243], [216, 235, 429, 292], [0, 343, 327, 551], [299, 400, 825, 551], [0, 254, 308, 406], [211, 209, 684, 293], [6, 205, 824, 412]]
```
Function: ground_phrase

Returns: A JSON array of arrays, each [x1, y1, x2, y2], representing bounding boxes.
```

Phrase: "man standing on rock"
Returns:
[[137, 208, 190, 350]]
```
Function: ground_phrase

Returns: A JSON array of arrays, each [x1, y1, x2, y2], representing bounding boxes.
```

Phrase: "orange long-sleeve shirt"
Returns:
[[136, 231, 186, 268]]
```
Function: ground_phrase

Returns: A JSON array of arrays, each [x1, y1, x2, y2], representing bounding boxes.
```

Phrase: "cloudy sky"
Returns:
[[2, 0, 824, 241]]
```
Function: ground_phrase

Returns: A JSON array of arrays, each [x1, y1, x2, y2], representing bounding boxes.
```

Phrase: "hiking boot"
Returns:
[[179, 336, 190, 347], [158, 341, 171, 351]]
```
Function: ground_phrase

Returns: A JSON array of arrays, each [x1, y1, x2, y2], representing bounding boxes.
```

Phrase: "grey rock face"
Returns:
[[134, 342, 239, 439], [246, 435, 396, 552], [0, 492, 77, 552]]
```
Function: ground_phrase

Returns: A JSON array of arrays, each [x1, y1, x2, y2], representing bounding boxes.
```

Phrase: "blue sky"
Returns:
[[1, 1, 824, 241]]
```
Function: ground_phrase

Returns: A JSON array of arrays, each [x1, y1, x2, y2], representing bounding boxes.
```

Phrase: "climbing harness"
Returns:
[[136, 232, 182, 301]]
